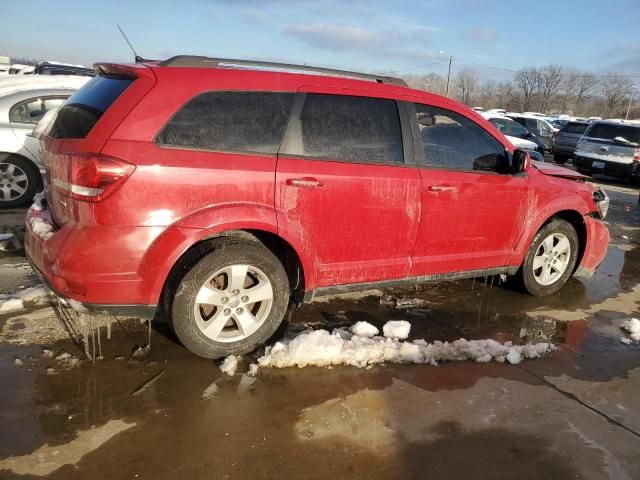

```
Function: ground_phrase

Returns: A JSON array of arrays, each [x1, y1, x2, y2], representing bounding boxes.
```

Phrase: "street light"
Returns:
[[438, 50, 453, 98], [625, 85, 638, 120]]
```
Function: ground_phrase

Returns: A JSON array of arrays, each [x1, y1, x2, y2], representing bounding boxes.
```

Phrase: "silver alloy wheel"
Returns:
[[532, 232, 571, 286], [193, 264, 274, 343], [0, 162, 29, 202]]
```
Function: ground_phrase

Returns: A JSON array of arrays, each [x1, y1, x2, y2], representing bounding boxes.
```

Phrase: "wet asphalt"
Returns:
[[0, 172, 638, 480]]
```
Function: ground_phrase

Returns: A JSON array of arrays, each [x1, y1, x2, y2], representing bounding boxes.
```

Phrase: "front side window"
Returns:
[[156, 91, 295, 155], [9, 96, 69, 124], [509, 120, 529, 136], [281, 93, 404, 164], [412, 103, 506, 172], [525, 119, 539, 131]]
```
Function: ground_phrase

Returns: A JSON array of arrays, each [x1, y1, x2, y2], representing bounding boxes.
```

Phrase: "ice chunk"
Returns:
[[506, 348, 522, 365], [0, 233, 14, 241], [247, 363, 259, 377], [383, 320, 411, 339], [620, 337, 632, 345], [621, 318, 640, 335], [350, 321, 379, 338], [219, 355, 239, 376], [0, 298, 24, 314]]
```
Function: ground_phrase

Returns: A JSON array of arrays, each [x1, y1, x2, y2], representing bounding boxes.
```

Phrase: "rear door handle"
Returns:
[[428, 185, 457, 193], [286, 177, 324, 189]]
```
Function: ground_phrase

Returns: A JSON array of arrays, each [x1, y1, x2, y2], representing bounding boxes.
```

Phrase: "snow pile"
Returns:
[[27, 194, 55, 241], [219, 355, 239, 376], [0, 298, 24, 314], [258, 321, 555, 370], [247, 363, 259, 377], [620, 318, 640, 342], [350, 321, 379, 338], [0, 286, 49, 314], [383, 320, 411, 340]]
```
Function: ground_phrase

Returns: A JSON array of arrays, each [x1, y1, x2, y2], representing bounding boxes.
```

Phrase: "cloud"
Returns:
[[284, 23, 385, 51], [600, 41, 640, 75], [242, 8, 267, 24], [462, 27, 497, 43]]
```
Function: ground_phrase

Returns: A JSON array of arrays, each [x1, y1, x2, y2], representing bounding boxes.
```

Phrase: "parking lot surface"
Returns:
[[0, 176, 639, 479]]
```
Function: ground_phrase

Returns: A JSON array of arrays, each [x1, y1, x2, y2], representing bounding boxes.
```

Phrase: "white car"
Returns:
[[480, 113, 540, 153], [0, 75, 89, 206]]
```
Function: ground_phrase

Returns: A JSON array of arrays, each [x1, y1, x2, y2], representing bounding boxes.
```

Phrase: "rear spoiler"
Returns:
[[93, 62, 149, 79]]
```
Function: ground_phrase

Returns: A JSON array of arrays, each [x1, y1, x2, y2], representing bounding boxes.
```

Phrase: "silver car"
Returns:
[[0, 76, 89, 206], [573, 121, 640, 183]]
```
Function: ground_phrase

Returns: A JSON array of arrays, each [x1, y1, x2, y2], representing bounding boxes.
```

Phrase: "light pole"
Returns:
[[438, 50, 453, 98], [625, 85, 638, 120]]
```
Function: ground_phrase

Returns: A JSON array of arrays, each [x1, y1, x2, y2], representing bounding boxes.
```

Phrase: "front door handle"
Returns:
[[286, 177, 324, 189], [428, 184, 457, 193]]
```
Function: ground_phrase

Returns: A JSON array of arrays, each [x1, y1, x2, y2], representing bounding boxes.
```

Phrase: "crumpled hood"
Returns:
[[531, 160, 587, 180]]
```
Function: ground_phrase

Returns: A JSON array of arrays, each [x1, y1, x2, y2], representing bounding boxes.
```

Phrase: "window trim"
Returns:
[[9, 95, 69, 125], [153, 89, 297, 157], [278, 91, 409, 167], [406, 101, 513, 175]]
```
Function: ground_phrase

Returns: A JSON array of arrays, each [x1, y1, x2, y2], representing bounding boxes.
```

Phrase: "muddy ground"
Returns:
[[0, 176, 638, 480]]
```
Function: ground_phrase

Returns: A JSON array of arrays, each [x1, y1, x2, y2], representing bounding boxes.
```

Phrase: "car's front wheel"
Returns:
[[171, 239, 290, 359], [519, 219, 579, 296]]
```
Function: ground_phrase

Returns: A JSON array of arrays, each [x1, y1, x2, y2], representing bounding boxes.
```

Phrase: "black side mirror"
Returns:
[[473, 153, 510, 173], [512, 149, 531, 172]]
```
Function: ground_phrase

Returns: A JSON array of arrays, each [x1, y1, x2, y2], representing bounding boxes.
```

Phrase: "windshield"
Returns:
[[587, 123, 640, 144]]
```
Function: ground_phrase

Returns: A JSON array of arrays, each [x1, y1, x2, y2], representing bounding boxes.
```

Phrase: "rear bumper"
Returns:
[[25, 204, 160, 318], [573, 155, 640, 179], [573, 216, 610, 278]]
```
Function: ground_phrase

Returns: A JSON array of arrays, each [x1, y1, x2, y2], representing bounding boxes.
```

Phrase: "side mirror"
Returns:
[[473, 153, 510, 173], [512, 149, 531, 172]]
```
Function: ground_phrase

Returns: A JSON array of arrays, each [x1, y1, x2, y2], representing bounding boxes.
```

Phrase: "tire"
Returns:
[[518, 219, 579, 297], [171, 239, 290, 359], [0, 155, 41, 208], [553, 154, 568, 165]]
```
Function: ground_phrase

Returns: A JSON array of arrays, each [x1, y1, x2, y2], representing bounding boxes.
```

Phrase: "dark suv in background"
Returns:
[[510, 115, 555, 151], [552, 121, 590, 164]]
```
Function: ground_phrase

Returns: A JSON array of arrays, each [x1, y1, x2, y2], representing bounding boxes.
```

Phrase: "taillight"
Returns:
[[51, 153, 135, 202], [634, 148, 640, 162], [554, 132, 563, 141]]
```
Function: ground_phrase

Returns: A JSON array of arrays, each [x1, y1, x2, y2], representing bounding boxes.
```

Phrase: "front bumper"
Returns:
[[573, 216, 610, 278]]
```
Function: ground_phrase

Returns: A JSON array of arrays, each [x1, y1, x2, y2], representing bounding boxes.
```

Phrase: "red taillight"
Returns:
[[51, 153, 135, 202], [554, 132, 563, 141], [634, 148, 640, 162]]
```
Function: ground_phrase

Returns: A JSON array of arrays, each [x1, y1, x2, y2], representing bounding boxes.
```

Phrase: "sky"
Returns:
[[1, 0, 639, 81]]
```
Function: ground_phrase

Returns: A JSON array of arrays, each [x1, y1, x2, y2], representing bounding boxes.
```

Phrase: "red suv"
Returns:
[[26, 56, 610, 358]]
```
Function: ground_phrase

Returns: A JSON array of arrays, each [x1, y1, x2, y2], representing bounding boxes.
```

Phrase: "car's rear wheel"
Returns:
[[519, 219, 579, 296], [171, 239, 290, 359], [0, 155, 40, 208]]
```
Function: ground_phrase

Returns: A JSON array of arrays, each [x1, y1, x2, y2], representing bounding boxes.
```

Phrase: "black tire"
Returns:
[[553, 154, 568, 165], [0, 155, 41, 208], [171, 239, 290, 359], [518, 219, 579, 297]]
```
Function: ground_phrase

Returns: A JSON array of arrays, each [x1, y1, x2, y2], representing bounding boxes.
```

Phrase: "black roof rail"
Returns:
[[157, 55, 408, 87]]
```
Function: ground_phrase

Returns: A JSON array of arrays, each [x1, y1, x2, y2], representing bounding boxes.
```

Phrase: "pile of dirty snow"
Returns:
[[27, 194, 56, 241], [620, 318, 640, 343], [257, 321, 555, 370], [0, 286, 49, 313]]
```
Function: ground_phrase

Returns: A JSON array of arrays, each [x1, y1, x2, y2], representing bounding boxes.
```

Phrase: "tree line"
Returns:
[[402, 65, 638, 119]]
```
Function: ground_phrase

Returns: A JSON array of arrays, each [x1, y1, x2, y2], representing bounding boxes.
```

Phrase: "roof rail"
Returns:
[[157, 55, 408, 87]]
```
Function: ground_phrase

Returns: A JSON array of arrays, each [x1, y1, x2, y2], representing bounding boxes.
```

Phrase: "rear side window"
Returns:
[[156, 91, 295, 155], [561, 122, 589, 134], [48, 75, 133, 139], [586, 123, 640, 143], [9, 96, 69, 124], [412, 103, 505, 172], [281, 93, 403, 164]]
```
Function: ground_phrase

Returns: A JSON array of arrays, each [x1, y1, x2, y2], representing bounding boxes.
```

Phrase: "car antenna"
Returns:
[[116, 24, 146, 62]]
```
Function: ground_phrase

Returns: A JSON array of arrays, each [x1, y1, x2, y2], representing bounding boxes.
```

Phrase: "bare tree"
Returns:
[[455, 69, 478, 105], [601, 77, 634, 117], [496, 81, 515, 109], [538, 65, 564, 113], [515, 67, 540, 111], [573, 72, 599, 113]]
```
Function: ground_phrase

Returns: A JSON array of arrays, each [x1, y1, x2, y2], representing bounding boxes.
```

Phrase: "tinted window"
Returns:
[[525, 119, 539, 130], [509, 121, 528, 136], [282, 93, 403, 164], [489, 118, 509, 134], [156, 91, 295, 155], [561, 122, 589, 134], [413, 104, 506, 171], [586, 123, 640, 144], [49, 75, 133, 139], [9, 96, 70, 124]]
